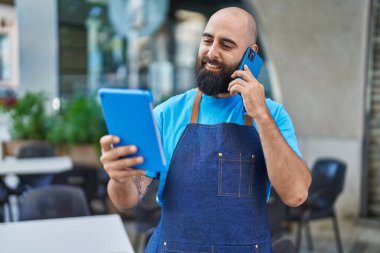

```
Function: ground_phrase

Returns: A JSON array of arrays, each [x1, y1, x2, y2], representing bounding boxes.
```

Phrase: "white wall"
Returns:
[[16, 0, 59, 99], [250, 0, 371, 218]]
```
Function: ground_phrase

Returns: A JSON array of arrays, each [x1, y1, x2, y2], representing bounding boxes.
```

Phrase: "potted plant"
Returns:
[[1, 92, 50, 157], [1, 91, 106, 166], [47, 95, 107, 167]]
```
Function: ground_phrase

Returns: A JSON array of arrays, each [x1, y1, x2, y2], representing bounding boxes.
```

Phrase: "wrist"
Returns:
[[109, 177, 130, 188], [252, 109, 271, 122]]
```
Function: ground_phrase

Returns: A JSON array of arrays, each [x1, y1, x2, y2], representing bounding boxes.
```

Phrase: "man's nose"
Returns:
[[207, 43, 221, 60]]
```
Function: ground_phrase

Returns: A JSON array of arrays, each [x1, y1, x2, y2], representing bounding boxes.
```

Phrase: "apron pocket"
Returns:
[[217, 152, 255, 197], [163, 240, 212, 253]]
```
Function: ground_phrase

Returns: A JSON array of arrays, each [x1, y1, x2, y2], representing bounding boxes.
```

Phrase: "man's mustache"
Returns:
[[201, 56, 224, 69]]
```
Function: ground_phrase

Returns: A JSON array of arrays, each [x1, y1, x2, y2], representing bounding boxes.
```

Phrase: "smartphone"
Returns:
[[237, 47, 263, 79], [236, 48, 263, 113]]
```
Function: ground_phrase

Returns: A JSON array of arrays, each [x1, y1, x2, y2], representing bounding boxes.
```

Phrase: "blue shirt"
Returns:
[[153, 88, 302, 206]]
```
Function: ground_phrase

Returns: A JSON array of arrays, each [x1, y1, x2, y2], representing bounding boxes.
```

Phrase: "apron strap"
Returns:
[[244, 114, 253, 126], [190, 89, 253, 126], [190, 89, 202, 123]]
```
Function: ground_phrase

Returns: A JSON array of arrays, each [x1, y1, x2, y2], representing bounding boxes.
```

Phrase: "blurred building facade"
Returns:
[[0, 0, 377, 222], [0, 0, 19, 87], [252, 0, 372, 223]]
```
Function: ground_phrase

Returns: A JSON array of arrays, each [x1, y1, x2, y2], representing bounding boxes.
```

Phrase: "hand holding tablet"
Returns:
[[98, 88, 166, 178]]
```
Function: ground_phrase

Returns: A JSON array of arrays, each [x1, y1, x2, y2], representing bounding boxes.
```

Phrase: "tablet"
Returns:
[[98, 88, 166, 177]]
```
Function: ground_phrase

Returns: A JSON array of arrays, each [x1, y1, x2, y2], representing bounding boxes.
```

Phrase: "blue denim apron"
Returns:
[[146, 90, 271, 253]]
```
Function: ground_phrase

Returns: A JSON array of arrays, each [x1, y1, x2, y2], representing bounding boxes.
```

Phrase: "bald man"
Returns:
[[100, 7, 311, 253]]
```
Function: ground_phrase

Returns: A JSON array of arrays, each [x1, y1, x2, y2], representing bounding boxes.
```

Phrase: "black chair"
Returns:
[[272, 237, 297, 253], [17, 142, 55, 158], [17, 142, 55, 188], [133, 179, 161, 251], [52, 164, 108, 215], [267, 189, 287, 241], [286, 158, 346, 253], [144, 227, 156, 248], [18, 185, 90, 221], [0, 180, 9, 222]]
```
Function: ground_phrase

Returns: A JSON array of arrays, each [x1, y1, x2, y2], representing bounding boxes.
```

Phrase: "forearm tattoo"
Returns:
[[132, 176, 153, 203], [132, 176, 143, 202]]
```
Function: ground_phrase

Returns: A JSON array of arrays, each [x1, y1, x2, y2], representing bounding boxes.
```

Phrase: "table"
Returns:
[[0, 156, 73, 175], [0, 214, 135, 253], [0, 156, 73, 221]]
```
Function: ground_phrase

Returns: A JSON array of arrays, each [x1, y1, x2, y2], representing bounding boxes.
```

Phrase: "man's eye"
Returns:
[[223, 44, 233, 49], [203, 40, 213, 44]]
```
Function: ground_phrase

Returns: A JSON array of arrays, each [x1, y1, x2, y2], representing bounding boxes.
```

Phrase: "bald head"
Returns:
[[196, 7, 259, 96], [209, 7, 257, 44]]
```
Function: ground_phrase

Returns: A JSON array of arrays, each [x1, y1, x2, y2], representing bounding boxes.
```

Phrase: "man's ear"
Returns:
[[251, 44, 259, 53]]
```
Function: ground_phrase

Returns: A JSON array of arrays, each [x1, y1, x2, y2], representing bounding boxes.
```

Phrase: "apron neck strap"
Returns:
[[190, 89, 202, 123], [190, 89, 253, 126], [244, 114, 252, 126]]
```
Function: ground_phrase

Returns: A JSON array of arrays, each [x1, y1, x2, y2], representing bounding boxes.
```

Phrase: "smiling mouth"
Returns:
[[204, 62, 222, 71]]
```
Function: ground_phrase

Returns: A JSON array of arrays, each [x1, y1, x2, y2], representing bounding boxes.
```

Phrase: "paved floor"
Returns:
[[287, 217, 380, 253]]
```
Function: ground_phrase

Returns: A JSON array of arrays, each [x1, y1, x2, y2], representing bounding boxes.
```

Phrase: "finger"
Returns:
[[105, 156, 144, 172], [231, 70, 249, 79], [228, 78, 247, 91], [100, 145, 138, 163], [229, 83, 245, 96], [100, 135, 120, 152], [126, 169, 147, 177], [243, 64, 258, 81], [114, 167, 146, 177], [243, 64, 253, 75]]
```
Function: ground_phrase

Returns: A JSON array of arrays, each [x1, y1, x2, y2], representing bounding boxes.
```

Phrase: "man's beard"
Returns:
[[195, 56, 237, 96]]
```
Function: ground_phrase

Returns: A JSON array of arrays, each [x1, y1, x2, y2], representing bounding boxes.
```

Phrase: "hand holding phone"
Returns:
[[233, 48, 264, 113]]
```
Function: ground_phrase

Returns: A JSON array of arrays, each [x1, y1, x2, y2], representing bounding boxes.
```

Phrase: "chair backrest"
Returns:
[[134, 179, 161, 227], [272, 237, 297, 253], [267, 189, 286, 239], [52, 165, 99, 203], [17, 142, 55, 158], [16, 143, 56, 188], [18, 185, 90, 221], [309, 158, 346, 208]]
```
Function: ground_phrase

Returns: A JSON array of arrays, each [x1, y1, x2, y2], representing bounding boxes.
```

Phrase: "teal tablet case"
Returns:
[[98, 88, 166, 177]]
